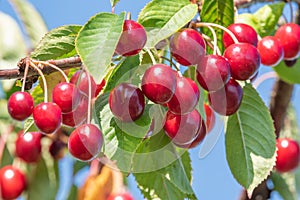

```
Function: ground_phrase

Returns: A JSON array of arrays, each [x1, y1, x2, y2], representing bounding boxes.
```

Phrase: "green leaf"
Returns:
[[200, 0, 234, 52], [31, 84, 44, 105], [273, 60, 300, 84], [0, 145, 13, 167], [236, 13, 262, 35], [67, 185, 78, 200], [76, 12, 125, 83], [9, 0, 48, 47], [23, 117, 39, 133], [31, 25, 82, 60], [271, 172, 298, 200], [138, 0, 197, 48], [110, 0, 120, 8], [225, 83, 276, 196]]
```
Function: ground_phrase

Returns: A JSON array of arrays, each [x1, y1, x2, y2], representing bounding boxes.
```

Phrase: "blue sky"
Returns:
[[1, 0, 299, 199]]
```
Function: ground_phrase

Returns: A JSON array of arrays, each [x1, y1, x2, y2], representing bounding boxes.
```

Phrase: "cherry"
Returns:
[[208, 79, 243, 116], [223, 23, 258, 48], [250, 71, 259, 82], [52, 82, 81, 113], [197, 55, 231, 91], [204, 104, 215, 133], [224, 43, 260, 80], [275, 138, 300, 173], [7, 91, 34, 121], [163, 109, 202, 145], [70, 70, 97, 97], [33, 102, 62, 134], [0, 165, 26, 200], [257, 36, 284, 67], [95, 79, 106, 97], [284, 59, 297, 67], [109, 83, 145, 122], [68, 124, 103, 161], [49, 140, 66, 160], [170, 28, 206, 66], [115, 19, 147, 56], [275, 23, 300, 60], [107, 192, 134, 200], [15, 131, 42, 163], [141, 64, 177, 104], [167, 76, 200, 115]]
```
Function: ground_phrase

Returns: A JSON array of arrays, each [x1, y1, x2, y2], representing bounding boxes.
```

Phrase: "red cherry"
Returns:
[[167, 76, 199, 115], [7, 91, 34, 121], [223, 23, 258, 48], [62, 96, 88, 127], [107, 192, 134, 200], [170, 28, 206, 66], [52, 82, 81, 113], [197, 55, 231, 91], [15, 131, 42, 163], [70, 70, 97, 97], [204, 104, 215, 133], [68, 124, 103, 161], [95, 79, 106, 97], [257, 36, 284, 67], [0, 165, 26, 200], [275, 138, 300, 173], [208, 79, 243, 116], [284, 59, 298, 67], [109, 83, 145, 122], [224, 43, 260, 80], [115, 20, 147, 56], [163, 109, 202, 145], [275, 23, 300, 60], [141, 64, 177, 104], [33, 102, 62, 134]]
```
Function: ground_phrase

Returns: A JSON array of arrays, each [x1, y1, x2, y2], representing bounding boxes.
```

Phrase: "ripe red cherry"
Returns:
[[208, 79, 243, 116], [109, 83, 145, 122], [15, 131, 42, 163], [167, 76, 200, 115], [62, 96, 88, 127], [204, 104, 215, 133], [68, 124, 103, 161], [142, 64, 177, 104], [257, 36, 284, 67], [224, 43, 260, 80], [223, 23, 258, 48], [70, 70, 97, 97], [107, 192, 134, 200], [95, 79, 106, 97], [164, 109, 202, 145], [275, 138, 300, 173], [197, 55, 231, 91], [7, 91, 34, 121], [275, 23, 300, 60], [52, 82, 81, 113], [33, 102, 62, 134], [0, 165, 26, 200], [170, 28, 206, 66], [115, 20, 147, 56]]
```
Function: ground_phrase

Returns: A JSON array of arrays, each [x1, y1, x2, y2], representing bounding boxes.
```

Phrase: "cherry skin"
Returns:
[[33, 102, 62, 134], [163, 109, 202, 145], [197, 55, 231, 91], [284, 59, 297, 67], [70, 70, 97, 97], [7, 91, 34, 121], [141, 64, 177, 104], [224, 43, 261, 80], [0, 165, 26, 200], [115, 20, 147, 56], [257, 36, 284, 67], [68, 124, 103, 161], [167, 76, 200, 115], [204, 104, 215, 133], [109, 83, 145, 122], [52, 82, 81, 113], [15, 131, 42, 163], [275, 23, 300, 60], [223, 23, 258, 48], [107, 192, 134, 200], [275, 138, 300, 173], [208, 79, 243, 116], [95, 79, 106, 97], [170, 28, 206, 66]]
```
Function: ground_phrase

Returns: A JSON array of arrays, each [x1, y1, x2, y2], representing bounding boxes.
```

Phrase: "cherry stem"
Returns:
[[21, 58, 30, 92], [145, 48, 157, 65], [30, 61, 48, 103], [196, 22, 239, 44], [84, 67, 92, 124], [0, 125, 13, 166], [127, 12, 131, 20], [252, 71, 278, 89], [34, 60, 69, 83], [160, 56, 178, 69], [205, 25, 218, 55]]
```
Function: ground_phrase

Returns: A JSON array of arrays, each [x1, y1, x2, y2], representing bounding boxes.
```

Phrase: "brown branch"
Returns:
[[0, 56, 82, 80]]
